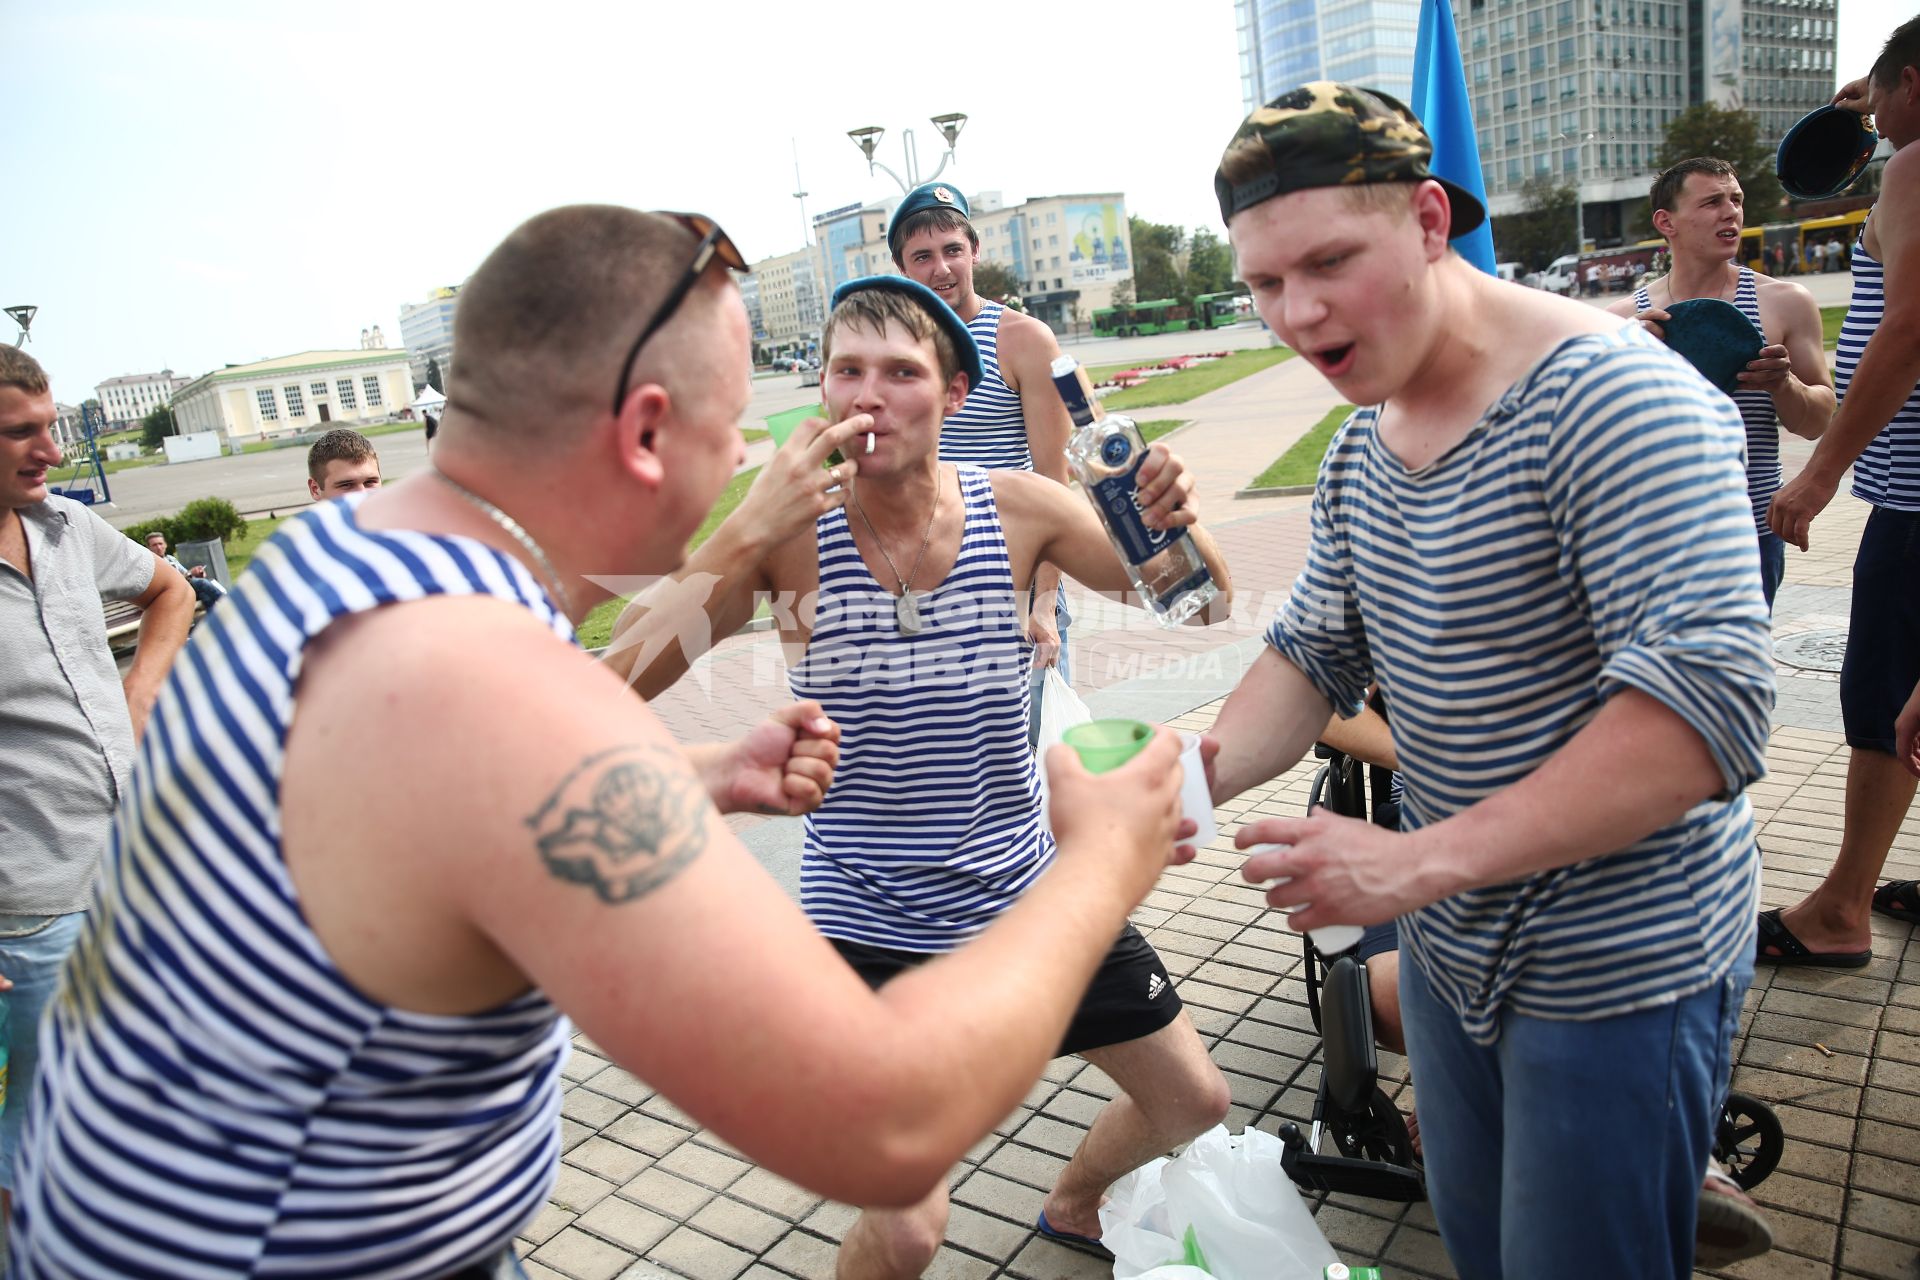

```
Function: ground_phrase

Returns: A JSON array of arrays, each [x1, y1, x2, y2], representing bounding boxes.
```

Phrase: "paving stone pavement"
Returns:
[[537, 394, 1920, 1277]]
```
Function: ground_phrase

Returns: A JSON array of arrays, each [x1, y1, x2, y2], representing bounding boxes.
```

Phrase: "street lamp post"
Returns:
[[1560, 131, 1594, 255], [847, 113, 969, 193]]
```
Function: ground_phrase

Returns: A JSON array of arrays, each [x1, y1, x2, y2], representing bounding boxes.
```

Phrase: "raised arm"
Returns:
[[1010, 446, 1234, 625], [997, 313, 1076, 661], [605, 414, 867, 699], [1770, 147, 1920, 547], [299, 598, 1190, 1208]]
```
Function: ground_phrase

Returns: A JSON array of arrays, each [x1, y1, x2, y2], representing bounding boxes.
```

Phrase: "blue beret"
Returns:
[[886, 182, 972, 255], [1776, 104, 1878, 201], [1661, 298, 1764, 396], [828, 275, 984, 392]]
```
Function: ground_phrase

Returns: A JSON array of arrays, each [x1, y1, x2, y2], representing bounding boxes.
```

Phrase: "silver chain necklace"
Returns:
[[851, 468, 941, 635], [431, 469, 575, 619]]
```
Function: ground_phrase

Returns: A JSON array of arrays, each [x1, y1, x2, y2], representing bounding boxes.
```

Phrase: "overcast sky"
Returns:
[[4, 0, 1906, 399]]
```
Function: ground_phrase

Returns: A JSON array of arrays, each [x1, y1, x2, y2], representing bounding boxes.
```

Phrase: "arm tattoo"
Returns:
[[527, 744, 709, 904]]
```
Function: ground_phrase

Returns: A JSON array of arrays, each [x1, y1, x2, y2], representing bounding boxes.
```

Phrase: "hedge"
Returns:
[[124, 497, 249, 550]]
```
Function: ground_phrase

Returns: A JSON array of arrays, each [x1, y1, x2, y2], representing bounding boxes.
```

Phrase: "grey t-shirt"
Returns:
[[1, 496, 156, 913]]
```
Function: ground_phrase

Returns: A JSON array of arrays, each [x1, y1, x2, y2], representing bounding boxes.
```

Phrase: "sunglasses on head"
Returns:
[[610, 211, 748, 415]]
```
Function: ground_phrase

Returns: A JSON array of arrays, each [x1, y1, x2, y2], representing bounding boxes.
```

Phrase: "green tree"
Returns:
[[140, 403, 177, 451], [1129, 216, 1186, 302], [1491, 176, 1579, 271], [1185, 228, 1235, 296], [1656, 104, 1787, 225], [425, 356, 444, 393], [973, 260, 1022, 306], [1109, 278, 1135, 307]]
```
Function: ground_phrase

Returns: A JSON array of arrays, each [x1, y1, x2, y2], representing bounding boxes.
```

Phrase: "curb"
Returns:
[[1234, 484, 1314, 499]]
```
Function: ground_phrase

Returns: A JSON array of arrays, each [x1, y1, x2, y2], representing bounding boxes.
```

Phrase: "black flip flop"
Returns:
[[1035, 1210, 1114, 1261], [1871, 879, 1920, 926], [1755, 908, 1872, 968]]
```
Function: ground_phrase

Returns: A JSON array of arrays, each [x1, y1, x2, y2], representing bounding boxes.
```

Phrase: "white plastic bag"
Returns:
[[1100, 1126, 1339, 1280], [1034, 667, 1092, 834]]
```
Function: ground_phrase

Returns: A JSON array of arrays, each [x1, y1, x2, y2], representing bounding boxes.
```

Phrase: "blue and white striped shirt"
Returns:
[[940, 302, 1032, 471], [1837, 233, 1920, 512], [1268, 326, 1773, 1044], [1636, 267, 1779, 533], [791, 466, 1048, 951], [12, 496, 574, 1279]]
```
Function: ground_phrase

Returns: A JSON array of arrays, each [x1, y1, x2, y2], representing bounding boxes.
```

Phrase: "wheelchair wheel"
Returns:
[[1329, 1086, 1416, 1168], [1715, 1091, 1784, 1190]]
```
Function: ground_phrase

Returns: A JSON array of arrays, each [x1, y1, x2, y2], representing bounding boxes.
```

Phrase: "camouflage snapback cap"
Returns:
[[1214, 81, 1487, 237]]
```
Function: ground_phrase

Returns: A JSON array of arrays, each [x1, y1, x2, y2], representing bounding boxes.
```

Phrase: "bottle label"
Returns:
[[1090, 451, 1176, 567]]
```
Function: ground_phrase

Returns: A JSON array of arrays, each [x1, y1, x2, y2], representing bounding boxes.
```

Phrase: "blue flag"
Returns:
[[1412, 0, 1498, 274]]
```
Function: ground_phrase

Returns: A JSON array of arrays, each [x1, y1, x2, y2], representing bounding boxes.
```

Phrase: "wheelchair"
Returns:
[[1277, 746, 1785, 1203]]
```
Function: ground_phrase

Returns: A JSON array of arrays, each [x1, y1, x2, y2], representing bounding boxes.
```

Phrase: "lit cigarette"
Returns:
[[866, 432, 875, 454]]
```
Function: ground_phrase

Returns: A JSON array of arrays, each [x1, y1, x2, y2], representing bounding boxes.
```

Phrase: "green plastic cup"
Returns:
[[1063, 719, 1154, 774], [766, 404, 823, 449]]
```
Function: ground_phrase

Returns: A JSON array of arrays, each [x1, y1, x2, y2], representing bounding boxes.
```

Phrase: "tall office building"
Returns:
[[1236, 0, 1418, 110], [1461, 0, 1836, 240], [397, 287, 460, 391], [1235, 0, 1836, 248]]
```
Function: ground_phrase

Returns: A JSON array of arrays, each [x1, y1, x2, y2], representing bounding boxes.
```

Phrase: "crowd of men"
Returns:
[[0, 19, 1916, 1279]]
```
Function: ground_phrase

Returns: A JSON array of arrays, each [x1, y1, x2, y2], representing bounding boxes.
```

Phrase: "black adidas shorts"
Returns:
[[831, 922, 1183, 1059]]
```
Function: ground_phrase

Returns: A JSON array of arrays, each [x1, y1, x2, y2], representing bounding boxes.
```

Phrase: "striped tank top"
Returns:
[[11, 497, 574, 1279], [1267, 326, 1772, 1044], [791, 465, 1048, 951], [939, 302, 1032, 470], [1637, 267, 1779, 532], [1836, 232, 1920, 511]]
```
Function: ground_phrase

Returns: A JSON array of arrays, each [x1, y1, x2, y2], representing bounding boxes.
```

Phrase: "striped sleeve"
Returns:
[[1265, 410, 1372, 719], [1543, 343, 1775, 798]]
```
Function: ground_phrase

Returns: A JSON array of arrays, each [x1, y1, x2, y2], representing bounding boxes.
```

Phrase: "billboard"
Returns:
[[1065, 202, 1131, 285]]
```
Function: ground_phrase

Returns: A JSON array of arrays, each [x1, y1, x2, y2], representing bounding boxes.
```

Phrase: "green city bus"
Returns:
[[1193, 291, 1250, 327], [1091, 299, 1192, 337]]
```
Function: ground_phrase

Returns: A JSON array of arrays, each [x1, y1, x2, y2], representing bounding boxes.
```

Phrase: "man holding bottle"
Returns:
[[608, 274, 1234, 1277]]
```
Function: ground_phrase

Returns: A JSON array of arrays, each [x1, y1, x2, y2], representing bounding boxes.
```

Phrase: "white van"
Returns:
[[1496, 261, 1523, 283], [1538, 254, 1581, 295]]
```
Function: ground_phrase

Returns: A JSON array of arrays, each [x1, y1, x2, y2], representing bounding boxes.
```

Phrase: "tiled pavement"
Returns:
[[541, 383, 1920, 1277]]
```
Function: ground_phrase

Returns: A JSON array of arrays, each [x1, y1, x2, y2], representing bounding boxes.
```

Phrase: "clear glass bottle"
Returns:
[[1051, 355, 1218, 626]]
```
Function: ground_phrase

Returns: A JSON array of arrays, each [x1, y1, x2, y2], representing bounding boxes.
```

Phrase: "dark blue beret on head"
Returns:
[[886, 182, 972, 254], [828, 275, 984, 391]]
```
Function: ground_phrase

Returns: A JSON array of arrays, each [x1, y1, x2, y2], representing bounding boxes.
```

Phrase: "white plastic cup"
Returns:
[[1178, 734, 1217, 848], [1244, 843, 1364, 955]]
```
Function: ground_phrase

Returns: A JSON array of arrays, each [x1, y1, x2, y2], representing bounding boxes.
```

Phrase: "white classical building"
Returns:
[[172, 350, 414, 445], [94, 369, 190, 430]]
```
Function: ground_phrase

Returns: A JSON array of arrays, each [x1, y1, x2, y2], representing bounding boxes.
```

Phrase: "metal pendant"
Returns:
[[896, 589, 924, 635]]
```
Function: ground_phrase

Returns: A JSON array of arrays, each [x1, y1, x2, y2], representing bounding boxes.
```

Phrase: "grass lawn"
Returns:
[[224, 515, 286, 578], [1137, 420, 1182, 444], [1249, 404, 1355, 490], [1086, 348, 1295, 411], [1821, 305, 1847, 347]]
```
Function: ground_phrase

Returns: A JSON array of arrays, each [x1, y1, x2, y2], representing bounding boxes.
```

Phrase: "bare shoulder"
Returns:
[[1751, 272, 1821, 326], [994, 308, 1065, 376]]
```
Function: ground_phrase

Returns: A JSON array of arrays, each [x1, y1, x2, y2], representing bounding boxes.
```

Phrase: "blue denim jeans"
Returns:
[[0, 911, 86, 1189], [1399, 951, 1753, 1279]]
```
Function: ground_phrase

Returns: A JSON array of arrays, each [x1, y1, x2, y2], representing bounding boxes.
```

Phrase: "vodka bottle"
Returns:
[[1051, 355, 1218, 626]]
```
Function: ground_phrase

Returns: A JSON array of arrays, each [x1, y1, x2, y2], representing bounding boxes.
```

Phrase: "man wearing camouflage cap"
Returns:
[[1196, 84, 1776, 1275]]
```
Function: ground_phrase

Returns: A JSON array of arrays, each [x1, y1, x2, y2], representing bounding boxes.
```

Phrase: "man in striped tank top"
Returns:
[[1760, 22, 1920, 968], [889, 183, 1079, 678], [1608, 157, 1835, 609], [615, 275, 1236, 1277], [12, 208, 1201, 1279], [1205, 85, 1775, 1276]]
